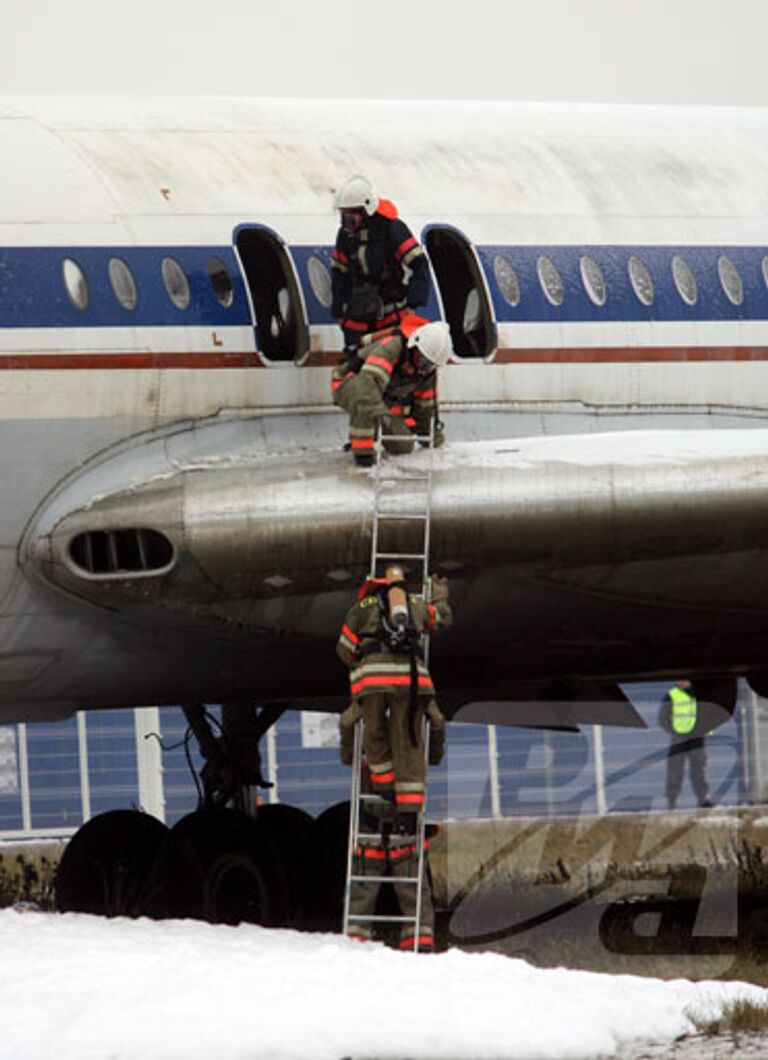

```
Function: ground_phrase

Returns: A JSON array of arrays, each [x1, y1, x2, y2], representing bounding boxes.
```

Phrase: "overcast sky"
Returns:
[[2, 0, 767, 105]]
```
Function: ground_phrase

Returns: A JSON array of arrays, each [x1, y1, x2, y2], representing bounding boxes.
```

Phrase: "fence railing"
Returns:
[[0, 683, 761, 839]]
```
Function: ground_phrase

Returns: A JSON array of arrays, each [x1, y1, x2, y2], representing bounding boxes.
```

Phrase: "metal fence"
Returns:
[[0, 682, 763, 839]]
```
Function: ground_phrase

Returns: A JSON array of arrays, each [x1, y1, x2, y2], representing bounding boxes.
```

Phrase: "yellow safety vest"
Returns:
[[669, 686, 697, 735]]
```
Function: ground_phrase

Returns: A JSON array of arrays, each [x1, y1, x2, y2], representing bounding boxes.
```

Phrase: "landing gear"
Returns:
[[54, 704, 342, 933], [144, 806, 287, 926], [181, 702, 283, 809]]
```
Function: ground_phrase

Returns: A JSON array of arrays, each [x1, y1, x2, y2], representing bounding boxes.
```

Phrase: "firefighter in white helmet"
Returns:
[[332, 315, 452, 466], [331, 176, 430, 354]]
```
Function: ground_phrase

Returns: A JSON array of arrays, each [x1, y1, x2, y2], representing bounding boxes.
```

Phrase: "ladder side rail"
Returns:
[[342, 717, 365, 937], [421, 417, 435, 670], [369, 426, 384, 577], [413, 715, 431, 953]]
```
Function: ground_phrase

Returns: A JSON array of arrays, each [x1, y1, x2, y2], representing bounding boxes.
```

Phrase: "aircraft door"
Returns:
[[234, 226, 309, 363], [423, 226, 497, 359]]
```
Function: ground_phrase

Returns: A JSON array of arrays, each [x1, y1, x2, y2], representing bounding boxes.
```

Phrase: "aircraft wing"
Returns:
[[18, 421, 768, 728]]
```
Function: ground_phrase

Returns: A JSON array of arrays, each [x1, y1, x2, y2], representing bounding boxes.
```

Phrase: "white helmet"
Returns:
[[333, 175, 378, 216], [406, 321, 453, 368]]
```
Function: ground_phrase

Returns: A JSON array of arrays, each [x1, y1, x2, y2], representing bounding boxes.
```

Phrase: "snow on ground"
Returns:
[[1, 909, 765, 1060]]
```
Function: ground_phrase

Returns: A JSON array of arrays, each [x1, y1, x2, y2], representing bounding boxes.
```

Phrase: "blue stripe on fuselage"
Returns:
[[0, 246, 250, 328], [478, 245, 768, 323], [0, 242, 767, 329]]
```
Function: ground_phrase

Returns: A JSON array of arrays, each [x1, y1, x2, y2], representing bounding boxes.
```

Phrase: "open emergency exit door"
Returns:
[[423, 226, 497, 359], [234, 225, 309, 363]]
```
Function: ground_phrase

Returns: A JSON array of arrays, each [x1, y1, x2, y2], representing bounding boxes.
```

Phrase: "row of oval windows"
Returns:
[[59, 250, 768, 317], [62, 255, 237, 312], [61, 253, 335, 314], [493, 253, 768, 310], [301, 253, 768, 313]]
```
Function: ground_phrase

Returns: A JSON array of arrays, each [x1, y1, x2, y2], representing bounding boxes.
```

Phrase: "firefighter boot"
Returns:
[[396, 811, 418, 836]]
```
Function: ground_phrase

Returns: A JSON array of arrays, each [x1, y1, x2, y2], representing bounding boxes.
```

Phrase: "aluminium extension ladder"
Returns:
[[342, 421, 437, 952]]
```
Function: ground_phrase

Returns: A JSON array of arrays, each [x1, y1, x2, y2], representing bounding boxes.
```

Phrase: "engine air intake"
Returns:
[[69, 529, 174, 576]]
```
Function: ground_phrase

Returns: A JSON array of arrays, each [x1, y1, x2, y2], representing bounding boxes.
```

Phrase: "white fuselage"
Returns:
[[1, 96, 767, 721]]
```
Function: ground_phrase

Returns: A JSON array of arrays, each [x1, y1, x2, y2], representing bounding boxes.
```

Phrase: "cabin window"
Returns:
[[628, 255, 654, 306], [207, 257, 234, 308], [69, 529, 174, 577], [671, 255, 697, 306], [423, 227, 495, 358], [579, 256, 606, 307], [108, 258, 137, 311], [493, 255, 521, 307], [62, 258, 89, 311], [235, 227, 308, 363], [718, 256, 743, 306], [162, 257, 190, 311], [308, 255, 333, 308], [537, 255, 564, 307]]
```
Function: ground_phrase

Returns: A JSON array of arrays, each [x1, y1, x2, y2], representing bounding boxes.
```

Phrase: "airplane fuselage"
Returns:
[[2, 97, 768, 723]]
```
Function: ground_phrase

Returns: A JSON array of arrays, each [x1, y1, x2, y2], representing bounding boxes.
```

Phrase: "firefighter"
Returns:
[[337, 567, 451, 950], [339, 698, 445, 951], [659, 679, 714, 810], [332, 315, 452, 466], [331, 175, 430, 353]]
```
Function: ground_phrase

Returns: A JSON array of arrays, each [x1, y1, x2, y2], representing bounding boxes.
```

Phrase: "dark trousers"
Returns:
[[347, 841, 434, 949], [666, 736, 709, 807]]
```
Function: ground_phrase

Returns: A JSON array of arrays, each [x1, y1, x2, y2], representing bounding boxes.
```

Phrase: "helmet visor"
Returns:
[[413, 349, 436, 374], [340, 208, 365, 232]]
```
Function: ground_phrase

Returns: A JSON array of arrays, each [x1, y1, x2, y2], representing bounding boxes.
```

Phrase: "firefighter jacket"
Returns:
[[336, 576, 452, 699], [330, 199, 429, 332], [330, 316, 442, 441], [339, 698, 447, 767]]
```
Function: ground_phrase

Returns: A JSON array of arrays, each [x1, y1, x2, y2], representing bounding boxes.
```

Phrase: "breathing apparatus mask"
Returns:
[[412, 350, 437, 376], [341, 208, 366, 233]]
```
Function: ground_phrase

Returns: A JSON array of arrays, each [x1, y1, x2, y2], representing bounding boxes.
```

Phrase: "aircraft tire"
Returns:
[[307, 800, 351, 932], [143, 806, 288, 927], [252, 803, 316, 929], [55, 809, 169, 917]]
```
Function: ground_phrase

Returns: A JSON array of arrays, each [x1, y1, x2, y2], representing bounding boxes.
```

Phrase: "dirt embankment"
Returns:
[[430, 808, 768, 983]]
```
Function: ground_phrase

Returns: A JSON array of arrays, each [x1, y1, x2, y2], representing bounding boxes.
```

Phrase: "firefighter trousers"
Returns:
[[361, 691, 430, 811], [334, 372, 414, 456], [347, 840, 435, 950]]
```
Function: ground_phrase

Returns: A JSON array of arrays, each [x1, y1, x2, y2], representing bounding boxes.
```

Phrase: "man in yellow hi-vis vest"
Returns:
[[659, 679, 713, 810]]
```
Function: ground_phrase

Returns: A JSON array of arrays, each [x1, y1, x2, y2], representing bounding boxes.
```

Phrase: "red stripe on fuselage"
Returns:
[[0, 346, 768, 369], [491, 346, 768, 363], [0, 351, 259, 369]]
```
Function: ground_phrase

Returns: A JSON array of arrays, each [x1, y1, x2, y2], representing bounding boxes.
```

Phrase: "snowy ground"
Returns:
[[2, 909, 766, 1060]]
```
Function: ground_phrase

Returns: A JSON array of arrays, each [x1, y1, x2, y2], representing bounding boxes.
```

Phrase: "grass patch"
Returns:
[[690, 997, 768, 1037], [0, 851, 57, 911]]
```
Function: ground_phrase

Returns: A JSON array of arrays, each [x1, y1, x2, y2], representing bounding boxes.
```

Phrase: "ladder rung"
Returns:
[[377, 434, 432, 443], [377, 473, 431, 482], [373, 512, 429, 521], [377, 433, 433, 441], [356, 833, 421, 843], [347, 914, 419, 923], [374, 552, 427, 561], [349, 875, 420, 884]]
